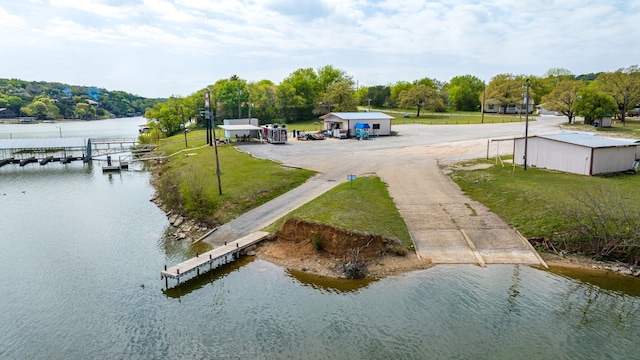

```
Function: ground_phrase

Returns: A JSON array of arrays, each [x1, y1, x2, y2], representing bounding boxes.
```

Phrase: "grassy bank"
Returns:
[[449, 159, 640, 263], [265, 176, 413, 248], [152, 130, 315, 225], [563, 117, 640, 139]]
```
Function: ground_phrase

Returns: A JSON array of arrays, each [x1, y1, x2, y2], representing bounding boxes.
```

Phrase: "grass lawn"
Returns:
[[153, 131, 315, 224], [265, 176, 413, 248], [562, 117, 640, 139], [448, 159, 640, 240], [390, 113, 526, 125]]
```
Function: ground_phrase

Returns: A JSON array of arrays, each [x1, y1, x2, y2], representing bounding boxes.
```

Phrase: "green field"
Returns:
[[265, 176, 413, 247], [449, 159, 640, 261], [153, 130, 315, 224]]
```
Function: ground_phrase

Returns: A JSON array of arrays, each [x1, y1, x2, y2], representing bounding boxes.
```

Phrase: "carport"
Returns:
[[217, 124, 263, 142]]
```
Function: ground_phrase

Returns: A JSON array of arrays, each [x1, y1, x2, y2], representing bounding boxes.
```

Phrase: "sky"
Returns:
[[1, 0, 639, 98]]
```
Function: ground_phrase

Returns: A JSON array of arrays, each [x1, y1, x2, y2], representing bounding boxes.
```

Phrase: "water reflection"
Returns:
[[286, 268, 375, 293], [556, 277, 640, 331], [162, 257, 252, 299], [548, 266, 640, 297]]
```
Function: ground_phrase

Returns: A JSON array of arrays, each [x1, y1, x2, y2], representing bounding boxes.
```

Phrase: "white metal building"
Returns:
[[514, 133, 639, 176], [320, 112, 393, 138]]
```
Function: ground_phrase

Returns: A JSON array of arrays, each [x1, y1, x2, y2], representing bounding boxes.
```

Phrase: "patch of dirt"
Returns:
[[255, 217, 432, 278]]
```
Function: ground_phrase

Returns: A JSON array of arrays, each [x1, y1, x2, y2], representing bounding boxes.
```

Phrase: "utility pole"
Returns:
[[481, 82, 486, 124], [212, 106, 222, 195], [524, 79, 530, 171], [204, 91, 211, 145], [206, 88, 222, 194], [238, 82, 242, 120], [181, 106, 188, 148]]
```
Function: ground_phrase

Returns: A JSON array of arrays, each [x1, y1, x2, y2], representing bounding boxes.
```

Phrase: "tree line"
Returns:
[[145, 64, 640, 137], [0, 79, 160, 120]]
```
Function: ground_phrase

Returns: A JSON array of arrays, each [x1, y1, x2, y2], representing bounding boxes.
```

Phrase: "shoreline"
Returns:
[[254, 236, 639, 279]]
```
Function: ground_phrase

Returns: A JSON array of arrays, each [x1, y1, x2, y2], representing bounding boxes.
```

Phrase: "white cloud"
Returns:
[[0, 6, 26, 28], [1, 0, 639, 97], [50, 0, 132, 19]]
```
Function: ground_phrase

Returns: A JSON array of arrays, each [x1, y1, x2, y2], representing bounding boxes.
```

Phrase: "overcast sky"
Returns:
[[1, 0, 638, 98]]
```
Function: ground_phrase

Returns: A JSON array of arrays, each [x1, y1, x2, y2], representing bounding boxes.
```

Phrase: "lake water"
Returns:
[[1, 118, 639, 359]]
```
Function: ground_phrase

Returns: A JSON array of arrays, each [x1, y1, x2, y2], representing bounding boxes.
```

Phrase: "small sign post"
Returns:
[[347, 174, 356, 188]]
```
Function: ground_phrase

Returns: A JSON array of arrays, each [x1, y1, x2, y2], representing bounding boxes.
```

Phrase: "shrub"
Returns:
[[156, 169, 181, 211], [564, 185, 640, 262], [311, 232, 323, 251], [341, 248, 368, 279]]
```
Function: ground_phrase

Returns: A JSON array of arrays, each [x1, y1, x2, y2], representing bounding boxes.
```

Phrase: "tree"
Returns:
[[575, 87, 618, 125], [0, 94, 24, 115], [389, 81, 412, 107], [355, 86, 369, 107], [275, 82, 297, 121], [541, 80, 586, 124], [317, 65, 354, 92], [246, 80, 278, 122], [143, 96, 186, 136], [20, 95, 60, 119], [596, 65, 640, 125], [398, 84, 439, 117], [483, 74, 535, 114], [447, 75, 484, 111], [74, 102, 95, 120], [315, 81, 357, 114], [211, 76, 249, 119], [366, 85, 391, 108], [278, 68, 321, 120]]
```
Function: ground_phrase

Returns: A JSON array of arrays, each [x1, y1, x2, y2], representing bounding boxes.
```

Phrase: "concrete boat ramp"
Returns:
[[378, 158, 546, 267]]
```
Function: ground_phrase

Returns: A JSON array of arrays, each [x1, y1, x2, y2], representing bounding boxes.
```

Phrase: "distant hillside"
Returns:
[[0, 78, 161, 120]]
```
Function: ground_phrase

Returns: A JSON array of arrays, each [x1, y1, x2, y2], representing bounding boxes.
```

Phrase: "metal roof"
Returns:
[[217, 125, 262, 131], [536, 133, 637, 148], [320, 112, 394, 121], [0, 137, 87, 150]]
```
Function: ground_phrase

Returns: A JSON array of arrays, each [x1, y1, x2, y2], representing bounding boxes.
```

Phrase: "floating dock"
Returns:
[[161, 231, 269, 288]]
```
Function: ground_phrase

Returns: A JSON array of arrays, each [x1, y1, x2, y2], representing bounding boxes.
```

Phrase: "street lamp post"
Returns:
[[524, 79, 530, 171]]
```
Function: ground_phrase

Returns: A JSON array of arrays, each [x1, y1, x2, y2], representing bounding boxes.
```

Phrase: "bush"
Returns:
[[341, 248, 368, 279], [564, 185, 640, 263], [155, 169, 181, 211], [311, 232, 323, 251]]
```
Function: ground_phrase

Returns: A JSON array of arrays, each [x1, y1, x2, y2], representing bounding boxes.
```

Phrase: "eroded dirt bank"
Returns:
[[256, 217, 432, 278]]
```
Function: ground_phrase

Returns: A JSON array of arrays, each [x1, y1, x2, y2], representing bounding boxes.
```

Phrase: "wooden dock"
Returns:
[[161, 231, 269, 288]]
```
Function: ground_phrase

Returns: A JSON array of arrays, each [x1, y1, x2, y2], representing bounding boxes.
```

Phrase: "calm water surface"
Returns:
[[1, 119, 639, 359]]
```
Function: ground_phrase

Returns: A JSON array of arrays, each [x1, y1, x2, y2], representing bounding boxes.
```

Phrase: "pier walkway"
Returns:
[[161, 231, 269, 288], [0, 137, 141, 168]]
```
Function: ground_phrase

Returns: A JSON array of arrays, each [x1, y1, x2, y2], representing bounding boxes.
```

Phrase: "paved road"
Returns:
[[203, 115, 564, 266]]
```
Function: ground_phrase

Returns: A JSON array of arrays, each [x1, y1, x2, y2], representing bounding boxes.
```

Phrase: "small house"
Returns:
[[320, 112, 393, 138], [0, 108, 16, 119], [514, 132, 638, 176], [483, 98, 534, 114]]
